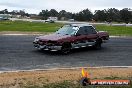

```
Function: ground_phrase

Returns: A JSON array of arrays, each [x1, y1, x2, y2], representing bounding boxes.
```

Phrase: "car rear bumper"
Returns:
[[33, 43, 62, 51]]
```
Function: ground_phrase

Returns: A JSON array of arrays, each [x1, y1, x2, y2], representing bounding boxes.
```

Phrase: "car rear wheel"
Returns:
[[61, 43, 71, 54], [93, 38, 102, 49]]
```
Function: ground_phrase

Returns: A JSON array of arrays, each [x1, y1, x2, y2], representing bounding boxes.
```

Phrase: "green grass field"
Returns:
[[0, 20, 132, 36], [95, 25, 132, 36], [0, 20, 63, 32]]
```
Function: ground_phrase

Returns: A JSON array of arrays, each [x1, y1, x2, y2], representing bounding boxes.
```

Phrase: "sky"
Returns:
[[0, 0, 132, 14]]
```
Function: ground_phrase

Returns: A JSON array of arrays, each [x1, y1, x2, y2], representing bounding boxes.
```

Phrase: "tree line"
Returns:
[[0, 9, 29, 17], [1, 8, 132, 23], [39, 8, 132, 23]]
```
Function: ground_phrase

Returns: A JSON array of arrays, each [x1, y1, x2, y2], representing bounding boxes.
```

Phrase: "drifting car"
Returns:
[[33, 24, 109, 54]]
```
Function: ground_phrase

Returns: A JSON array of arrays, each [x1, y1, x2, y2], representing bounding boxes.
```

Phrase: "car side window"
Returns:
[[76, 27, 87, 35], [85, 26, 97, 34]]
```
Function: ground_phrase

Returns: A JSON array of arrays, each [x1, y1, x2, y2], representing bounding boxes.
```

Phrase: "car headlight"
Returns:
[[34, 37, 39, 42]]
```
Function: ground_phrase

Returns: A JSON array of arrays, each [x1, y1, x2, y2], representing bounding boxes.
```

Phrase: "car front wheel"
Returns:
[[61, 43, 71, 54]]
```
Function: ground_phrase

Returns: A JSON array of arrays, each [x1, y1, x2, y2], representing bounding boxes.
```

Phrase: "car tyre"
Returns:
[[93, 38, 102, 49], [61, 43, 71, 54]]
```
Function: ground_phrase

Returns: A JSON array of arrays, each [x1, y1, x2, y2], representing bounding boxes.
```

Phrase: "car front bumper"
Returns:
[[33, 43, 62, 51]]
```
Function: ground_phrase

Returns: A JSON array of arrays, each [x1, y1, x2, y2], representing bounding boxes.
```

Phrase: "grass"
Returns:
[[24, 81, 81, 88], [0, 20, 132, 36], [0, 20, 63, 32], [95, 25, 132, 36], [0, 68, 132, 88], [25, 80, 132, 88]]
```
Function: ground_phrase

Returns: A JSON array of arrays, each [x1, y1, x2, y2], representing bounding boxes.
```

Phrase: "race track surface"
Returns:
[[0, 35, 132, 71]]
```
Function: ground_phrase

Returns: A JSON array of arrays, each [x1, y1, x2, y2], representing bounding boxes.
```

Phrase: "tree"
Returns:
[[49, 9, 58, 17], [39, 9, 50, 20], [3, 9, 8, 14], [58, 10, 73, 20], [19, 10, 26, 17], [75, 9, 93, 21], [94, 10, 107, 21], [39, 9, 58, 20], [58, 10, 66, 20], [0, 9, 8, 14], [106, 8, 120, 22], [120, 8, 132, 23]]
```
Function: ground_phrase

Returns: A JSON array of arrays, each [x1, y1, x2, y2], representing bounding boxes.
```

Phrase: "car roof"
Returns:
[[66, 24, 93, 27]]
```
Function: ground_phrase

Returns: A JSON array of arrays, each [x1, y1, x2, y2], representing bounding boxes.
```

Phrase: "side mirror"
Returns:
[[75, 33, 81, 36]]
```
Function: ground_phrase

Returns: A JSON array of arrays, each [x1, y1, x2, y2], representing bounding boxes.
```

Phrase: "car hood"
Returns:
[[37, 33, 71, 41]]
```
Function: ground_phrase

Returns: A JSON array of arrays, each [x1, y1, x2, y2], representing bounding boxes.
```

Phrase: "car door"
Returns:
[[72, 27, 87, 48], [85, 26, 98, 46]]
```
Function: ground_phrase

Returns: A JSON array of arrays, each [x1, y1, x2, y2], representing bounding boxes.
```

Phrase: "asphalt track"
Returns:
[[0, 35, 132, 71]]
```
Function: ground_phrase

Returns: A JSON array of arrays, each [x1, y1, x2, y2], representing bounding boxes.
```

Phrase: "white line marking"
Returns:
[[0, 66, 132, 73]]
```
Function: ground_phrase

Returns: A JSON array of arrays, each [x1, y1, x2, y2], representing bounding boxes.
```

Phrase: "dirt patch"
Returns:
[[0, 68, 132, 88]]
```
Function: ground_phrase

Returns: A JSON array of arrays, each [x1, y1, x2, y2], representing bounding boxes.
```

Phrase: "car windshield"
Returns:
[[56, 25, 78, 35]]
